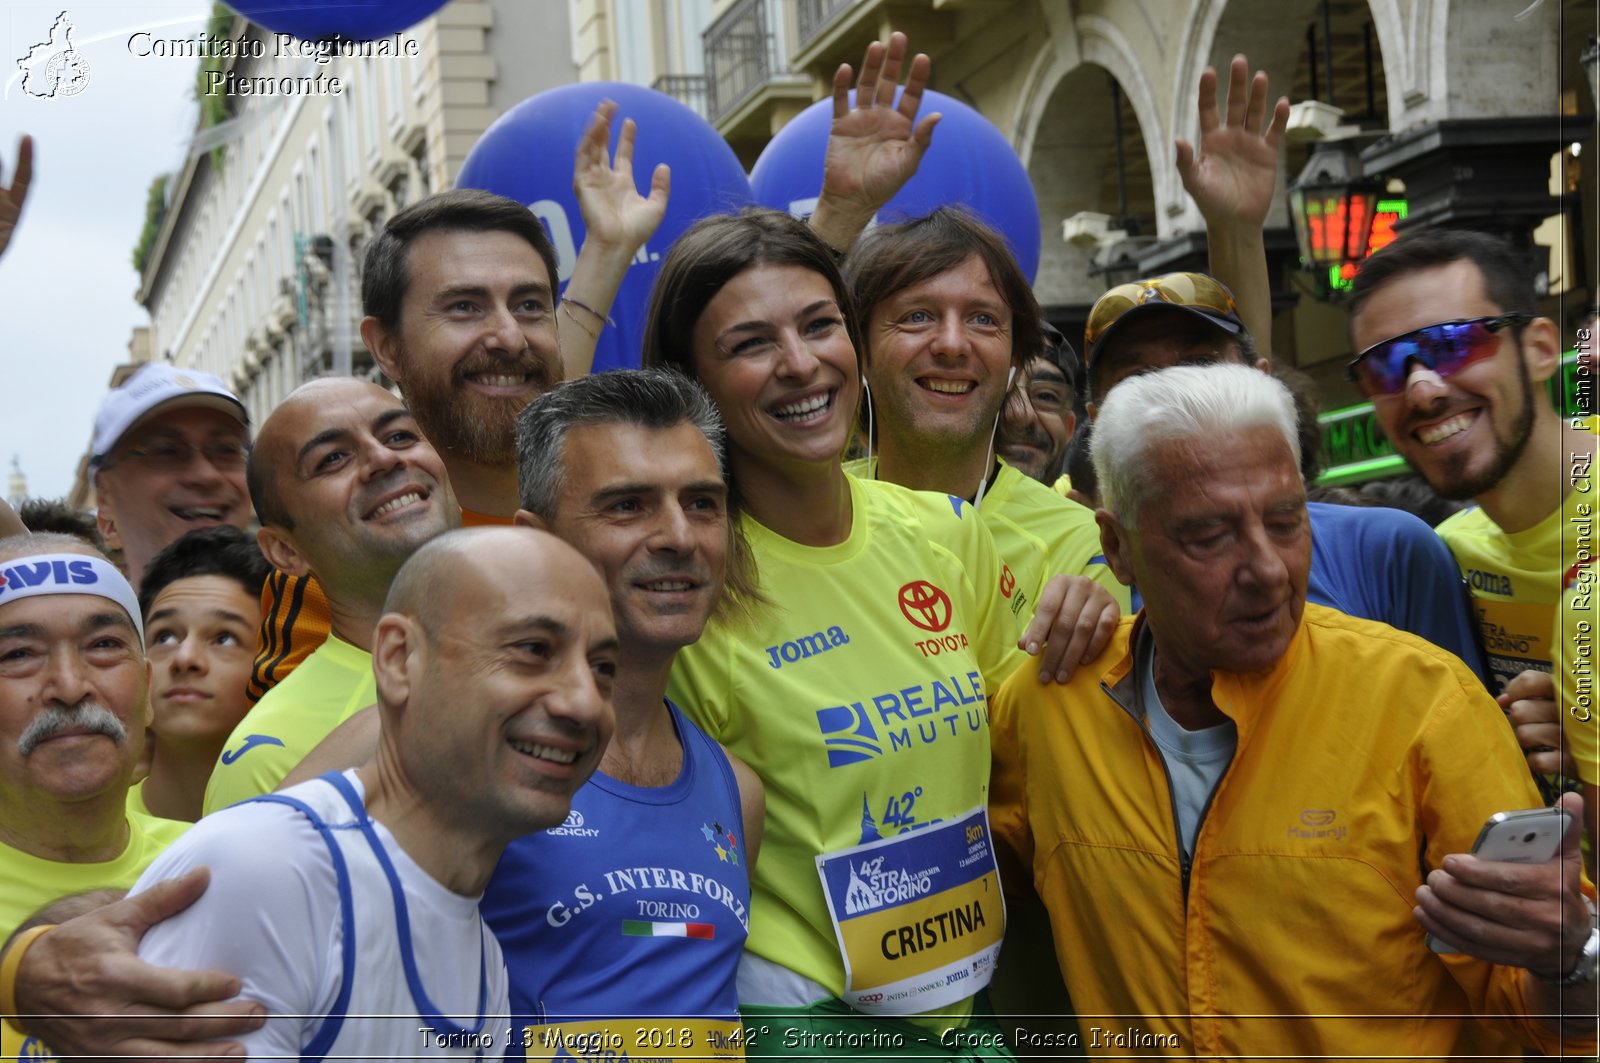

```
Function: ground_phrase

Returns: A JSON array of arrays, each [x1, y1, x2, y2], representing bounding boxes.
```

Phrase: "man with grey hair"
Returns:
[[989, 363, 1596, 1058], [0, 532, 187, 1056]]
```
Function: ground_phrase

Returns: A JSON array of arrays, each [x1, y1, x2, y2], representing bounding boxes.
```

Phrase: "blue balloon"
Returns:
[[458, 82, 753, 373], [750, 89, 1041, 282], [223, 1, 449, 41]]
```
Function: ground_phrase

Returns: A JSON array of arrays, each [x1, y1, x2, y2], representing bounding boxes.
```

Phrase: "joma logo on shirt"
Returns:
[[1467, 569, 1513, 596], [766, 626, 850, 669]]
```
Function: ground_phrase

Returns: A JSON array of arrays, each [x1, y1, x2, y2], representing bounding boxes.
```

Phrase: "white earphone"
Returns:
[[862, 376, 875, 471]]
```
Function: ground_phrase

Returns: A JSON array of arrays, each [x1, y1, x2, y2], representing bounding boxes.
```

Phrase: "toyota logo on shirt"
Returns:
[[898, 580, 952, 632]]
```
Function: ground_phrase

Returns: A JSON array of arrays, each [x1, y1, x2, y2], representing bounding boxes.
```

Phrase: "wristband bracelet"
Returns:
[[0, 924, 55, 1034], [560, 296, 615, 328], [559, 301, 599, 341]]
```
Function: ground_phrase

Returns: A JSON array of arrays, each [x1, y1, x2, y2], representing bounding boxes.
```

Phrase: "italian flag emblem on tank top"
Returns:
[[622, 920, 715, 939]]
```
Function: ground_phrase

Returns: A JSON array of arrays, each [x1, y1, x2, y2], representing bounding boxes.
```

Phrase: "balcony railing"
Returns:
[[704, 0, 779, 123], [795, 0, 854, 50], [652, 74, 710, 120]]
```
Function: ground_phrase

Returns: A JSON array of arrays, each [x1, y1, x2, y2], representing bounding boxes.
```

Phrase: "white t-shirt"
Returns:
[[1138, 633, 1237, 861], [133, 771, 508, 1059]]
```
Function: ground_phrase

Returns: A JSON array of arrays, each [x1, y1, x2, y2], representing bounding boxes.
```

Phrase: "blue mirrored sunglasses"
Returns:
[[1346, 314, 1529, 397]]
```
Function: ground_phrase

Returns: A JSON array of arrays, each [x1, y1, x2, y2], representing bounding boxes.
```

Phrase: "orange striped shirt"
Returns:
[[248, 508, 511, 699]]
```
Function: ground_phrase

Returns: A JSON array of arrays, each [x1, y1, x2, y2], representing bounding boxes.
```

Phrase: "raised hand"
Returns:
[[558, 101, 672, 379], [573, 100, 669, 256], [0, 134, 34, 260], [1176, 56, 1288, 230], [811, 31, 940, 252]]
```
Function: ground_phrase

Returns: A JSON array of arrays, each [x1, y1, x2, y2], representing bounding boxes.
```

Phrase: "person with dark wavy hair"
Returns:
[[131, 526, 269, 822]]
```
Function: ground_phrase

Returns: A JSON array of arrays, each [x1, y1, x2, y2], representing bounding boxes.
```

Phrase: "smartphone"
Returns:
[[1427, 807, 1571, 953]]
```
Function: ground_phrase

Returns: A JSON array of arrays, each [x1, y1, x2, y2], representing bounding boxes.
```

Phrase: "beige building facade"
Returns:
[[581, 0, 1594, 411], [91, 0, 1591, 502], [73, 1, 579, 504], [133, 1, 578, 427]]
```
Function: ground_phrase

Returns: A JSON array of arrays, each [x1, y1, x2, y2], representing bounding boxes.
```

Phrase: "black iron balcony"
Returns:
[[652, 74, 710, 120], [795, 0, 854, 50], [704, 0, 779, 123]]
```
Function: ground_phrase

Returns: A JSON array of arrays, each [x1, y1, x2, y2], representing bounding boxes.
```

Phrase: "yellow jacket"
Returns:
[[990, 604, 1591, 1060]]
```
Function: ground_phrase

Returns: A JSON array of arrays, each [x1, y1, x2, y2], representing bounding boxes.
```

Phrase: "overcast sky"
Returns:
[[1, 2, 211, 501]]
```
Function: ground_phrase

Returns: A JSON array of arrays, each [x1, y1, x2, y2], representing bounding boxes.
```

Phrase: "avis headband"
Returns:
[[0, 553, 145, 649]]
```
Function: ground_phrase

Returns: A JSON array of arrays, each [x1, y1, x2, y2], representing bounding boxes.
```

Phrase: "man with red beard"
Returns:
[[249, 105, 667, 700], [357, 189, 568, 526]]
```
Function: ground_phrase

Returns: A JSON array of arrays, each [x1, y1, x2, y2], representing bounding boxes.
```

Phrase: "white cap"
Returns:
[[90, 364, 249, 467]]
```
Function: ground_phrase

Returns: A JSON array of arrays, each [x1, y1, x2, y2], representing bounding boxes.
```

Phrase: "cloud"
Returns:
[[0, 3, 211, 501]]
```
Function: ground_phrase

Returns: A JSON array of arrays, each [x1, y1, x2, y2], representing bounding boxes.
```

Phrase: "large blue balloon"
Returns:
[[458, 82, 753, 373], [223, 1, 449, 41], [750, 89, 1041, 282]]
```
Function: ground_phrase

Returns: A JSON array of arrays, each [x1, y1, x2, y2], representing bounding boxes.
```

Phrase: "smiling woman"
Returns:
[[640, 209, 1029, 1050]]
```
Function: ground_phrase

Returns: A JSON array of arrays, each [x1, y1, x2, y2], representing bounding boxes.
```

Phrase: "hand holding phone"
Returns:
[[1427, 807, 1570, 954]]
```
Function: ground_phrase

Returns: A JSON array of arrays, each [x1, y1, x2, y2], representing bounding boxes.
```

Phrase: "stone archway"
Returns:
[[1025, 59, 1161, 310]]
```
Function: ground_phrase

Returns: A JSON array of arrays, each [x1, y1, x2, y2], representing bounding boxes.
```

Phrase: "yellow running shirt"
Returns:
[[204, 634, 375, 816], [1438, 473, 1594, 692], [668, 475, 1024, 1005], [845, 458, 1128, 618], [0, 811, 188, 1060]]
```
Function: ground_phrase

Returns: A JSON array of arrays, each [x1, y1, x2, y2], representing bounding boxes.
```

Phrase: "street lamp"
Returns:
[[1288, 139, 1382, 273]]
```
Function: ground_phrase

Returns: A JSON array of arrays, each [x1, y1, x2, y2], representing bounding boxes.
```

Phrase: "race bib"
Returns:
[[1475, 598, 1556, 690], [815, 808, 1004, 1014]]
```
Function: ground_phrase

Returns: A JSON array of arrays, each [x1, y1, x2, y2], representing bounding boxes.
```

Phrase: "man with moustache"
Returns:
[[0, 532, 186, 1057], [203, 376, 459, 814]]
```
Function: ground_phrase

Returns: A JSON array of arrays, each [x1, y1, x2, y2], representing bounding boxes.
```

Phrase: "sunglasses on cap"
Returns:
[[1084, 273, 1241, 349], [1345, 314, 1530, 398]]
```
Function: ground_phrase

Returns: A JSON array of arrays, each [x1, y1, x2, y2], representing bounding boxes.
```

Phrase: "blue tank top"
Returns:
[[483, 701, 750, 1059]]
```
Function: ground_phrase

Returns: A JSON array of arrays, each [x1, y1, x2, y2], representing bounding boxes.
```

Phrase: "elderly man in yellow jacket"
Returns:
[[990, 363, 1597, 1059]]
